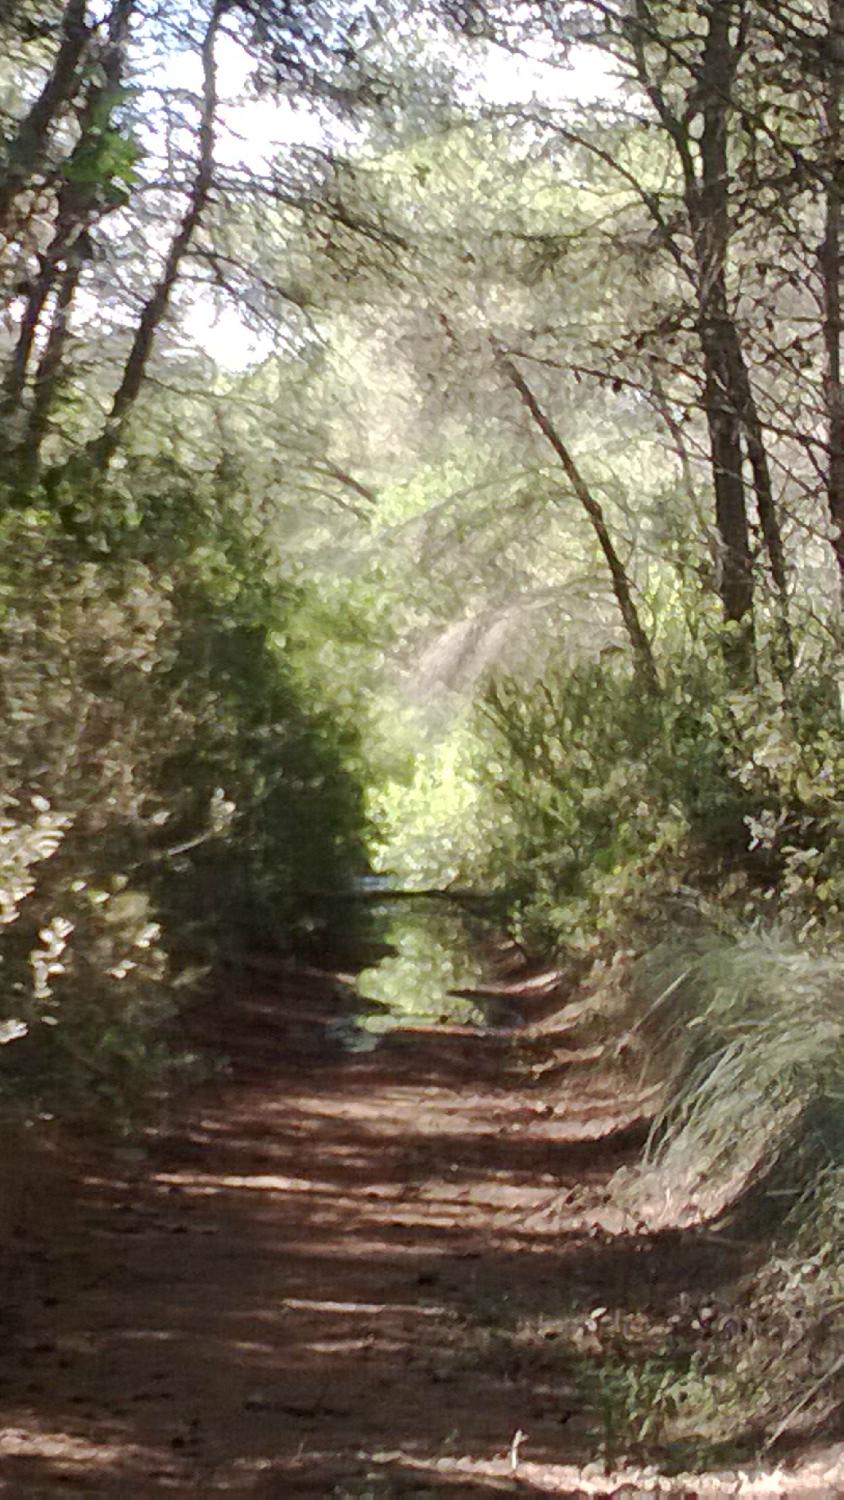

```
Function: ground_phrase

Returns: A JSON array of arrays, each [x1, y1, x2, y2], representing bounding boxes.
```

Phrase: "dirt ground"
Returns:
[[0, 958, 841, 1496]]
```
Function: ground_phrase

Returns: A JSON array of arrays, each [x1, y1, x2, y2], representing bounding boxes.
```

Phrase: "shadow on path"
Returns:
[[0, 964, 798, 1496]]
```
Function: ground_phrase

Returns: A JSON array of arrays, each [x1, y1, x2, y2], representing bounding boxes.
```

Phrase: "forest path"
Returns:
[[0, 962, 837, 1495]]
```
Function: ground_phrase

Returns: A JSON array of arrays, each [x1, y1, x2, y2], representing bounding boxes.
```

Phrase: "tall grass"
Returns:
[[622, 930, 844, 1445], [638, 930, 844, 1212]]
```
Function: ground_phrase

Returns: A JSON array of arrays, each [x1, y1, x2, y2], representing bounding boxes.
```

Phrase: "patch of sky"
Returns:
[[149, 25, 616, 371]]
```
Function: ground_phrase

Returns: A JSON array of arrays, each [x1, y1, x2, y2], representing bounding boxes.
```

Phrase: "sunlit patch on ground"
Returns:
[[0, 960, 840, 1495]]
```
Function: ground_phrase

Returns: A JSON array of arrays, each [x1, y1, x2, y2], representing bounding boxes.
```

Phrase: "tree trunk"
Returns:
[[630, 1, 756, 667], [496, 347, 661, 697], [87, 3, 222, 474], [722, 328, 788, 601], [687, 2, 755, 662], [0, 268, 52, 414], [0, 0, 90, 240], [0, 0, 136, 444], [824, 0, 844, 596], [18, 258, 82, 486]]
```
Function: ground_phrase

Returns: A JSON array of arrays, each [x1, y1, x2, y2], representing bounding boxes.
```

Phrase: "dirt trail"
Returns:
[[0, 963, 840, 1496]]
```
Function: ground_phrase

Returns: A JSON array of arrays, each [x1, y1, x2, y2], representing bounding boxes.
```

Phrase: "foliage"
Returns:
[[0, 499, 368, 1127], [367, 711, 496, 889], [470, 635, 842, 954], [0, 516, 183, 1126], [576, 1343, 758, 1473], [638, 930, 844, 1199], [355, 902, 490, 1028], [604, 928, 844, 1449], [729, 1165, 844, 1450]]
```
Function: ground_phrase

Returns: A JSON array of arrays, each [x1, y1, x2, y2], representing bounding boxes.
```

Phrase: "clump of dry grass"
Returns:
[[618, 928, 844, 1447], [626, 930, 844, 1220]]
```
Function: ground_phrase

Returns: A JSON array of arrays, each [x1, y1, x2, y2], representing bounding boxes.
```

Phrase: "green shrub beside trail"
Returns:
[[0, 505, 368, 1129], [476, 649, 842, 956]]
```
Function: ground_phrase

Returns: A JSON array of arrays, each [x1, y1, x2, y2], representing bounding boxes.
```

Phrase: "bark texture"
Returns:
[[824, 0, 844, 594], [0, 0, 90, 241]]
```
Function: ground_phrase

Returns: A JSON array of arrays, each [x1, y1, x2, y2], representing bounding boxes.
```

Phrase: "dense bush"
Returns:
[[475, 641, 842, 955], [0, 500, 368, 1128]]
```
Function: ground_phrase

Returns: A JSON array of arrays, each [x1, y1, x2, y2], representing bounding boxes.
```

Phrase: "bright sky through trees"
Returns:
[[178, 31, 617, 368]]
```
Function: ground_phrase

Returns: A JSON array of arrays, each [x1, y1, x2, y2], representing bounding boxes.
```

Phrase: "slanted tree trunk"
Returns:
[[87, 2, 223, 475], [496, 346, 661, 697], [0, 0, 90, 241], [0, 264, 53, 416], [0, 0, 136, 472], [722, 330, 788, 603]]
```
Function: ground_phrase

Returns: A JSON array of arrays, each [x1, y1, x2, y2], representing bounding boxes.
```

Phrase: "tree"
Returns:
[[85, 0, 223, 476], [1, 0, 138, 485], [433, 1, 842, 655], [494, 342, 660, 694], [0, 0, 416, 498], [823, 0, 844, 593], [0, 0, 91, 237]]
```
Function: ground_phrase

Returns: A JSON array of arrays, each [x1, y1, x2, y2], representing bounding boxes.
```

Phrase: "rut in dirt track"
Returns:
[[0, 961, 744, 1496]]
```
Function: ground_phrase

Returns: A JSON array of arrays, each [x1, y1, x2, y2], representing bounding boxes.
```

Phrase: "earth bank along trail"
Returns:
[[0, 954, 841, 1496]]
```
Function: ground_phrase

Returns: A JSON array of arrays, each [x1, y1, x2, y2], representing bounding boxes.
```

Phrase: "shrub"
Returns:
[[0, 504, 368, 1128], [474, 642, 842, 955]]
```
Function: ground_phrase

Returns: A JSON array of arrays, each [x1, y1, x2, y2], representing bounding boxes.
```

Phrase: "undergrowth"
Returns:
[[477, 647, 841, 956], [0, 498, 368, 1131], [432, 629, 844, 1459], [631, 931, 844, 1221]]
